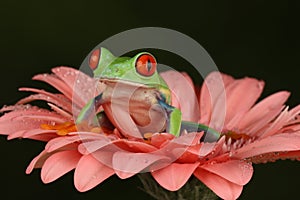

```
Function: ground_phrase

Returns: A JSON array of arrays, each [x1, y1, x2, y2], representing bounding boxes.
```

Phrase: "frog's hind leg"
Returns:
[[180, 121, 220, 142], [92, 111, 115, 134], [76, 93, 104, 126], [157, 99, 182, 137]]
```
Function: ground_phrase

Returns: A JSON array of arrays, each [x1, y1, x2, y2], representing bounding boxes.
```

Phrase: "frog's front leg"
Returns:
[[157, 99, 182, 137], [76, 93, 105, 127]]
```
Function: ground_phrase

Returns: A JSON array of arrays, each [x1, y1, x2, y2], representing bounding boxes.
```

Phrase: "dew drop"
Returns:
[[210, 161, 217, 165], [24, 105, 31, 109]]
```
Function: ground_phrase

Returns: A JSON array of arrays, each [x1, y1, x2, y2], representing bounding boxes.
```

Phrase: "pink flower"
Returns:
[[1, 66, 300, 200]]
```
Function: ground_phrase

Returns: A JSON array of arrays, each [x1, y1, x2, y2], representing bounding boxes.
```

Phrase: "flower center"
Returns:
[[41, 122, 77, 136], [41, 121, 115, 136], [222, 131, 252, 141]]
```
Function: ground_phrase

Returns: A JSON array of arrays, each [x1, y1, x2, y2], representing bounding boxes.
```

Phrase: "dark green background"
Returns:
[[0, 1, 299, 199]]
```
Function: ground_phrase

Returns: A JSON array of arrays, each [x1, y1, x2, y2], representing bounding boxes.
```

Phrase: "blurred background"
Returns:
[[0, 1, 299, 199]]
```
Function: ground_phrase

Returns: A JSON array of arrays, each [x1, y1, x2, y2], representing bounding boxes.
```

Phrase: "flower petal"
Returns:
[[41, 150, 81, 183], [52, 67, 99, 107], [22, 129, 57, 138], [220, 77, 264, 129], [234, 132, 300, 159], [74, 154, 115, 192], [113, 151, 170, 179], [160, 71, 199, 122], [151, 133, 175, 148], [238, 91, 290, 135], [18, 87, 74, 114], [33, 73, 73, 102], [45, 132, 102, 152], [194, 167, 243, 200], [199, 160, 253, 185], [199, 71, 234, 125], [151, 162, 199, 191], [26, 150, 53, 174], [0, 105, 67, 138]]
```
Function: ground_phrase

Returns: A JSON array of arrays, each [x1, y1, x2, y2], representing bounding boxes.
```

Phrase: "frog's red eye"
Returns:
[[89, 48, 100, 70], [135, 54, 157, 77]]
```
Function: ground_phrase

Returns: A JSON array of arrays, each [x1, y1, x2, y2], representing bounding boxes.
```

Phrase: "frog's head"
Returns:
[[88, 47, 169, 89]]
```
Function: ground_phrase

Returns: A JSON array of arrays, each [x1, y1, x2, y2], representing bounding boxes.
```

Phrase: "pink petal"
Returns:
[[199, 160, 253, 185], [0, 106, 67, 137], [160, 71, 199, 122], [151, 162, 199, 191], [199, 142, 218, 157], [238, 91, 290, 135], [199, 71, 234, 125], [175, 144, 202, 163], [259, 107, 290, 138], [151, 133, 175, 148], [33, 73, 73, 102], [23, 129, 57, 138], [47, 103, 73, 118], [113, 139, 158, 152], [45, 135, 80, 152], [78, 138, 112, 155], [18, 87, 74, 114], [26, 150, 53, 174], [74, 154, 115, 192], [233, 132, 300, 159], [41, 150, 81, 183], [45, 133, 101, 152], [219, 77, 264, 129], [28, 133, 58, 141], [113, 151, 171, 179], [77, 135, 152, 156], [250, 150, 300, 163], [194, 167, 243, 200], [52, 67, 99, 107], [7, 130, 26, 139]]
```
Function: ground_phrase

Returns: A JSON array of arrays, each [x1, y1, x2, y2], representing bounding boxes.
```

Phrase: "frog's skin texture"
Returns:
[[76, 48, 220, 142]]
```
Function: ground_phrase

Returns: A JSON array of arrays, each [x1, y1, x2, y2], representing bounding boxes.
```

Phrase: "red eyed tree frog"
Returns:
[[76, 48, 220, 142]]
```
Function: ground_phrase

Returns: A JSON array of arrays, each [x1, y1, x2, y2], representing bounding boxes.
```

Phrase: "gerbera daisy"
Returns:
[[1, 66, 300, 200]]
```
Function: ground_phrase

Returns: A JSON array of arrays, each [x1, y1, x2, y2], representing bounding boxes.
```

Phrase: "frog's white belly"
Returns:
[[101, 81, 167, 137]]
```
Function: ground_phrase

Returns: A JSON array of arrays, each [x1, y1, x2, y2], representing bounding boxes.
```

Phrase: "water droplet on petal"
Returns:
[[210, 161, 216, 165]]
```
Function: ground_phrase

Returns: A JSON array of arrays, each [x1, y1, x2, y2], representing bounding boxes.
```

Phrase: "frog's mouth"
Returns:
[[99, 78, 153, 89]]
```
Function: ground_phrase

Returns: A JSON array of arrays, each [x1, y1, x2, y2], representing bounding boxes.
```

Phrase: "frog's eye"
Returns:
[[135, 54, 157, 77], [89, 48, 101, 70]]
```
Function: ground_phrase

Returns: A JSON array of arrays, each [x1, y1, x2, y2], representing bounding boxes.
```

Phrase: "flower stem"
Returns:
[[138, 173, 219, 200]]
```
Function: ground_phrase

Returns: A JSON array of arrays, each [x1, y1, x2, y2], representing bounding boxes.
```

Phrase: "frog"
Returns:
[[76, 47, 220, 142]]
